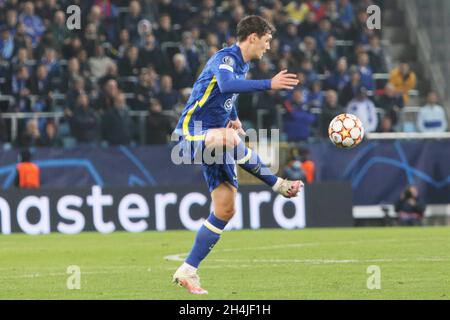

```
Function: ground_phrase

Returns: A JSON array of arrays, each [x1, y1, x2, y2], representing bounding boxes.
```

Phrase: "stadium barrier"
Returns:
[[0, 182, 352, 234]]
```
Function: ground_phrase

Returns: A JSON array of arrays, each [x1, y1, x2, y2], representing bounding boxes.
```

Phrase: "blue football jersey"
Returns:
[[174, 44, 249, 141]]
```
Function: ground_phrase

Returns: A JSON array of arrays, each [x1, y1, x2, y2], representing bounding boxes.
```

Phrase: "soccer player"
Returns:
[[172, 15, 304, 294]]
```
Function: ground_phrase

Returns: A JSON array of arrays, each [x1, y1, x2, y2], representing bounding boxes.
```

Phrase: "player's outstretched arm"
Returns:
[[216, 69, 299, 94]]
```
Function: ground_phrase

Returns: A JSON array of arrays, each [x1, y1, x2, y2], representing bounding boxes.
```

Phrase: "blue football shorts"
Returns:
[[177, 131, 238, 192]]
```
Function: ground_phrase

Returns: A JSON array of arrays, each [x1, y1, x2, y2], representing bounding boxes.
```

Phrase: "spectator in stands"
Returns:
[[377, 115, 394, 133], [133, 67, 157, 111], [180, 31, 200, 77], [38, 120, 61, 147], [298, 11, 318, 39], [298, 36, 321, 69], [102, 92, 133, 146], [367, 34, 387, 73], [68, 93, 100, 145], [319, 35, 340, 73], [0, 26, 14, 60], [324, 0, 345, 39], [30, 64, 52, 109], [356, 52, 375, 90], [83, 23, 102, 57], [136, 19, 153, 47], [283, 88, 316, 141], [18, 118, 43, 147], [215, 16, 231, 45], [283, 146, 315, 184], [40, 48, 60, 79], [11, 47, 33, 73], [66, 76, 86, 111], [157, 75, 180, 111], [337, 0, 355, 32], [35, 30, 57, 61], [96, 79, 119, 112], [308, 80, 325, 108], [63, 57, 86, 92], [417, 91, 448, 133], [388, 61, 417, 104], [49, 10, 70, 51], [319, 89, 344, 137], [5, 9, 18, 37], [395, 185, 425, 226], [146, 99, 174, 145], [138, 32, 165, 73], [348, 9, 372, 45], [15, 148, 40, 189], [88, 44, 115, 82], [13, 22, 33, 57], [85, 5, 107, 44], [122, 0, 143, 44], [115, 29, 131, 59], [38, 0, 59, 24], [155, 13, 179, 44], [283, 155, 306, 182], [170, 53, 194, 91], [280, 22, 301, 55], [315, 17, 333, 54], [323, 57, 350, 92], [18, 1, 45, 48], [285, 1, 310, 24], [346, 86, 378, 133], [299, 58, 319, 88], [10, 65, 31, 112], [376, 83, 404, 128], [340, 66, 362, 106], [118, 45, 140, 77]]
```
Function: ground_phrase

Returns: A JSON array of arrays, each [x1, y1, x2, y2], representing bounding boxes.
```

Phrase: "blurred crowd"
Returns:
[[0, 0, 447, 148]]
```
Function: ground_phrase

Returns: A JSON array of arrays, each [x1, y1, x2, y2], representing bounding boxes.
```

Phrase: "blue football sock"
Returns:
[[185, 213, 227, 268], [232, 140, 278, 187]]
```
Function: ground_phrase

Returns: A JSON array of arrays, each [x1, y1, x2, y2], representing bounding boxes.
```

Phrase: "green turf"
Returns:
[[1, 227, 449, 299]]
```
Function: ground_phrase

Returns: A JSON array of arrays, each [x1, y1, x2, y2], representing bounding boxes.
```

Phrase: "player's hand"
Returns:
[[271, 70, 299, 90], [227, 118, 246, 136]]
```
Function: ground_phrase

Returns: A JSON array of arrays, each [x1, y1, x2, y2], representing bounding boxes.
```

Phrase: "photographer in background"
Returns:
[[394, 185, 426, 226]]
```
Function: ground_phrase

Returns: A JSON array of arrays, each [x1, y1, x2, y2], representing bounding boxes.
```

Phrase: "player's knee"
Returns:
[[205, 128, 240, 149], [223, 129, 240, 148], [216, 206, 236, 221]]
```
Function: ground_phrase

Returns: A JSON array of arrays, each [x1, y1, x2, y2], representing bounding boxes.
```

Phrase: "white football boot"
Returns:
[[172, 266, 208, 295], [272, 178, 304, 198]]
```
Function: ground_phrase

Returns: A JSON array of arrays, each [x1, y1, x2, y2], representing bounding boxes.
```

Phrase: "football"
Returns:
[[328, 113, 364, 148]]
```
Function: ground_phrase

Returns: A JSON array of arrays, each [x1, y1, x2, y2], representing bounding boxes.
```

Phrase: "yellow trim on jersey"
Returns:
[[236, 148, 252, 164], [182, 76, 217, 141], [203, 220, 223, 235]]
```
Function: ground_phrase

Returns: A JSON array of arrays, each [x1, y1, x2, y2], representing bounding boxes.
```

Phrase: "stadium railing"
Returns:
[[0, 109, 177, 145]]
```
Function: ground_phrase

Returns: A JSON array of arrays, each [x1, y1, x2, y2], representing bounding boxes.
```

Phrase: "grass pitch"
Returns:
[[1, 227, 449, 299]]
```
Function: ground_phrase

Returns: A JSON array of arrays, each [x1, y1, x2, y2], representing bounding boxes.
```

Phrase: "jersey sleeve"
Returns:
[[212, 52, 271, 94]]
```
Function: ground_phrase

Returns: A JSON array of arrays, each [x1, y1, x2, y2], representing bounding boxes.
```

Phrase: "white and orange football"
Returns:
[[328, 113, 364, 148]]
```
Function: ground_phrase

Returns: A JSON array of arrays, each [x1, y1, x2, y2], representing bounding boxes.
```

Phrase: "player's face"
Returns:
[[252, 33, 272, 60]]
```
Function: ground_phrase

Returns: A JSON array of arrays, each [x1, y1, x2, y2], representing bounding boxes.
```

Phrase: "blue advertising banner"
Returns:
[[1, 140, 449, 205]]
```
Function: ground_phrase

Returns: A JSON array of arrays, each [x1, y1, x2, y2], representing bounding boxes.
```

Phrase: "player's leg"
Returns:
[[173, 182, 236, 294], [205, 128, 303, 197]]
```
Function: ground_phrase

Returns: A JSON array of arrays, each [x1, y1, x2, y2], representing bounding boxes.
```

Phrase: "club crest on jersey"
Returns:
[[222, 56, 235, 67], [224, 98, 233, 111]]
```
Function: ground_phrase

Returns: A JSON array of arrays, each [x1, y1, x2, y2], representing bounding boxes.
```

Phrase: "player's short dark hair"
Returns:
[[236, 15, 276, 42]]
